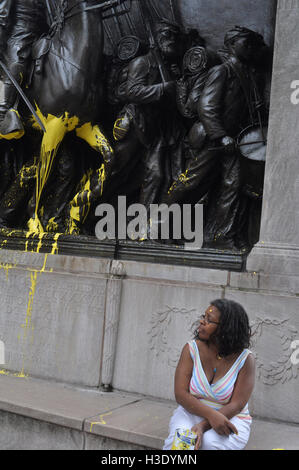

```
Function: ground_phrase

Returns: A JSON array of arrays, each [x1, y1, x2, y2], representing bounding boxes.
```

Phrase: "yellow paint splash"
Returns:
[[29, 106, 113, 235], [29, 106, 79, 233], [76, 122, 113, 157], [46, 217, 59, 233], [168, 169, 189, 194], [19, 164, 37, 188], [0, 110, 24, 140], [89, 412, 112, 432], [67, 164, 106, 234]]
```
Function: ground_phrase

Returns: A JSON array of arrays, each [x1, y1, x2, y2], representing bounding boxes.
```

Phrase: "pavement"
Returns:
[[0, 374, 298, 450]]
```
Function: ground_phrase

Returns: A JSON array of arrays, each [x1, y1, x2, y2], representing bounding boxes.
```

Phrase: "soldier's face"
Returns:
[[157, 28, 177, 58], [232, 37, 255, 63]]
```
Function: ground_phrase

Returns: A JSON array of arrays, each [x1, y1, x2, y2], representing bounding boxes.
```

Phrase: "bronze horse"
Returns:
[[0, 0, 124, 233]]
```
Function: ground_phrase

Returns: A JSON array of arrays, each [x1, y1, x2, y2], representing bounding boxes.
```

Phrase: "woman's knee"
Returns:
[[201, 430, 227, 450]]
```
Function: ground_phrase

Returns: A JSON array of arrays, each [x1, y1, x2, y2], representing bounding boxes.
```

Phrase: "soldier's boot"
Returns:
[[0, 81, 24, 140]]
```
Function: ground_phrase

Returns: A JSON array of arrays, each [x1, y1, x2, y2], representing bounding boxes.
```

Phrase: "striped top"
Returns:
[[188, 340, 252, 421]]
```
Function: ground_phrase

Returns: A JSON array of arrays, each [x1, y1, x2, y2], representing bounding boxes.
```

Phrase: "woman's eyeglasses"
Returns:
[[199, 314, 220, 325]]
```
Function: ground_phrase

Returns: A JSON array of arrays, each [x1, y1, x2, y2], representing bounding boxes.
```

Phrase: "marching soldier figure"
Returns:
[[124, 18, 184, 212], [164, 26, 267, 250], [0, 0, 48, 138]]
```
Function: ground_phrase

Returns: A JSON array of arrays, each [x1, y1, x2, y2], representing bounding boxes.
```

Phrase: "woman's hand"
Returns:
[[207, 410, 238, 436], [191, 422, 206, 450]]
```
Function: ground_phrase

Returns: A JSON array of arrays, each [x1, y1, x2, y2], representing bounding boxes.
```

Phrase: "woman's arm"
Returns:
[[193, 354, 256, 437], [220, 353, 256, 418], [174, 343, 238, 435]]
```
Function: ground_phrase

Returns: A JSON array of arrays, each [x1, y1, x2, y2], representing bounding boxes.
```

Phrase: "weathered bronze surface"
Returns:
[[0, 0, 275, 264]]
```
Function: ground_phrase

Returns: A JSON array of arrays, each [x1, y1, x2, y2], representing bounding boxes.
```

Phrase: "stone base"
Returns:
[[0, 375, 298, 450], [0, 249, 298, 425], [247, 242, 299, 280]]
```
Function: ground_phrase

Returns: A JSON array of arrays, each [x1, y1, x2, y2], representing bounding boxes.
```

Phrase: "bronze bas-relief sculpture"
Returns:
[[0, 0, 270, 253]]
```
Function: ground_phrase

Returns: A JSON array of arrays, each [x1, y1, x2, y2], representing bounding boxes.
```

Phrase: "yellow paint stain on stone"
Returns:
[[89, 412, 113, 432], [0, 369, 28, 378], [50, 233, 60, 255], [13, 370, 29, 378], [18, 253, 49, 377], [0, 262, 16, 280]]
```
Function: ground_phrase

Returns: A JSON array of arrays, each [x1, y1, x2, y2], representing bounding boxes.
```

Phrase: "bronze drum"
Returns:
[[237, 124, 267, 199]]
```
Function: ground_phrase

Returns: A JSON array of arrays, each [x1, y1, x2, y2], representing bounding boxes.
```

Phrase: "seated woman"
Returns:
[[163, 299, 255, 450]]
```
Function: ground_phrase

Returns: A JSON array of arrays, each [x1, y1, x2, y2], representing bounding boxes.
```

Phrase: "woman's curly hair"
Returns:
[[193, 299, 251, 357]]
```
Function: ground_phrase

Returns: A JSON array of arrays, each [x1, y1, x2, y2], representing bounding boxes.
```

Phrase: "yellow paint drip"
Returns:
[[19, 253, 49, 377], [46, 217, 59, 233], [89, 412, 112, 432], [29, 105, 113, 235], [29, 106, 79, 233], [50, 233, 60, 255], [0, 262, 16, 280]]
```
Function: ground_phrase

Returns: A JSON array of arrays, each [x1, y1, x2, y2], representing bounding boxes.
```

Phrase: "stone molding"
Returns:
[[251, 316, 298, 385], [278, 0, 299, 9], [148, 306, 198, 368], [101, 261, 126, 391], [147, 305, 299, 388], [246, 242, 299, 275]]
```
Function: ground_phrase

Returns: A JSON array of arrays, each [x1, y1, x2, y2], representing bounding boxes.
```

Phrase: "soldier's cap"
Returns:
[[224, 26, 265, 48], [155, 17, 181, 35]]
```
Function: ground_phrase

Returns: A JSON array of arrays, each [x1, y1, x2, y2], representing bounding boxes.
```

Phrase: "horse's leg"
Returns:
[[65, 123, 114, 234], [41, 140, 77, 233], [0, 160, 36, 228], [28, 114, 73, 233], [76, 122, 114, 176]]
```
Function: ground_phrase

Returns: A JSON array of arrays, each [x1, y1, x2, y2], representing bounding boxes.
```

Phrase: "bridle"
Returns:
[[47, 0, 129, 24]]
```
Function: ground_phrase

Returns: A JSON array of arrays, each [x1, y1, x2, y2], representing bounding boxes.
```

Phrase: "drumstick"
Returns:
[[208, 140, 267, 151], [250, 70, 267, 144]]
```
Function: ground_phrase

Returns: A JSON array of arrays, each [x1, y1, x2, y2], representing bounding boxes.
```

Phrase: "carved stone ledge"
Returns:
[[278, 0, 299, 10], [0, 230, 248, 272]]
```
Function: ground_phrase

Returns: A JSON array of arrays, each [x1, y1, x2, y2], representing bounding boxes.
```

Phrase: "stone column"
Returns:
[[247, 0, 299, 279], [101, 260, 126, 391]]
